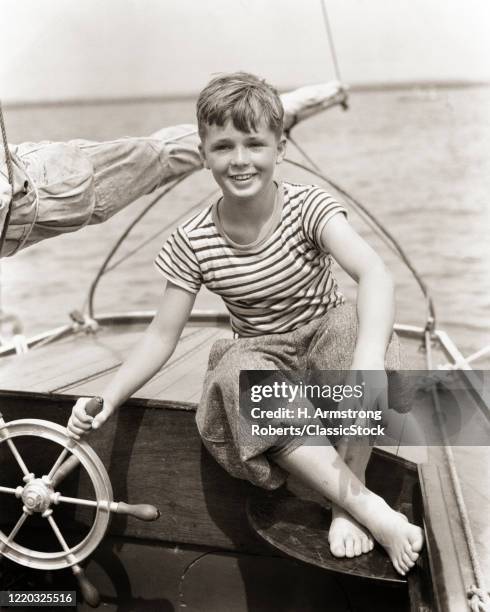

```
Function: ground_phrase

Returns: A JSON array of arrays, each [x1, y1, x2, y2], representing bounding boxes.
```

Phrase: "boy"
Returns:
[[69, 72, 423, 575]]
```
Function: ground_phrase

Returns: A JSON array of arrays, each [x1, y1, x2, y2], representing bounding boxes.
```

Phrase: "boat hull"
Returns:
[[0, 391, 419, 562]]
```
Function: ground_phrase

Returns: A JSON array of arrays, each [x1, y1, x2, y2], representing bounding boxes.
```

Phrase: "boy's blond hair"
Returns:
[[196, 72, 284, 140]]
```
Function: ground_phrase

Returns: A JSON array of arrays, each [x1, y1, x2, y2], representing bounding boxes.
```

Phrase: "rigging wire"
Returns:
[[103, 188, 220, 275], [319, 1, 348, 110], [85, 170, 199, 318], [320, 0, 343, 83], [284, 136, 437, 332]]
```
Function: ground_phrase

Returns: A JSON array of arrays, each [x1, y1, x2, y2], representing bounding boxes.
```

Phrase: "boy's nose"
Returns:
[[231, 146, 250, 166]]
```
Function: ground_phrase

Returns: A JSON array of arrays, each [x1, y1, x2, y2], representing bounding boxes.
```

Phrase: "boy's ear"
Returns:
[[198, 143, 209, 169], [276, 135, 287, 165]]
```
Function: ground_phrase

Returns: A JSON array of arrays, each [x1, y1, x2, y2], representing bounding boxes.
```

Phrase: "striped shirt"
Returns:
[[155, 182, 346, 337]]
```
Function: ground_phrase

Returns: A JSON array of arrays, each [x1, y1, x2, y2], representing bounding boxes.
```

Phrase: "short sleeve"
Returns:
[[154, 226, 202, 293], [301, 187, 347, 250]]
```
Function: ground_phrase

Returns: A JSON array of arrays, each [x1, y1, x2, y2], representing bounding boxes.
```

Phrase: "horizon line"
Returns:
[[3, 79, 489, 110]]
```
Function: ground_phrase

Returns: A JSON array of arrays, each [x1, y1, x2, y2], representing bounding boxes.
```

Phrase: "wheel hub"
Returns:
[[21, 478, 53, 514]]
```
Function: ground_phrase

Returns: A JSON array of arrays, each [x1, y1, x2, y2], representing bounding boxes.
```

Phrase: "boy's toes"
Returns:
[[329, 539, 346, 558], [361, 536, 371, 554], [405, 544, 419, 563], [402, 551, 414, 569], [395, 559, 406, 576], [344, 537, 355, 558], [409, 526, 424, 553], [359, 532, 374, 554], [353, 538, 363, 557]]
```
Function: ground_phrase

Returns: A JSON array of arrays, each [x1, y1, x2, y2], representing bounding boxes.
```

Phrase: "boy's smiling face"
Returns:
[[199, 119, 286, 205]]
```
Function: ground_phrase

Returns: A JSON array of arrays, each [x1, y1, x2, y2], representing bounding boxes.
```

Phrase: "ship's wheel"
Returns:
[[0, 398, 159, 607]]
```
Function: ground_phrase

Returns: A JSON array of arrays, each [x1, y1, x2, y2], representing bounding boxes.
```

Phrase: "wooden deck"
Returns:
[[0, 321, 231, 401]]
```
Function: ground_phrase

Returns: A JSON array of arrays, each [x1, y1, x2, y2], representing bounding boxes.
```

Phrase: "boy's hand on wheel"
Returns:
[[67, 397, 114, 438]]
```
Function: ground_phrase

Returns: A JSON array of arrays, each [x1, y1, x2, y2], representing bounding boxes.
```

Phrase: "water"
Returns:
[[1, 86, 489, 364]]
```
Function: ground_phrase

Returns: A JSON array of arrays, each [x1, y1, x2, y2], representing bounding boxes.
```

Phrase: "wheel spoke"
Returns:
[[46, 447, 71, 482], [0, 485, 20, 496], [5, 439, 31, 478], [7, 510, 30, 543], [54, 494, 108, 510], [44, 513, 70, 553], [0, 414, 32, 478]]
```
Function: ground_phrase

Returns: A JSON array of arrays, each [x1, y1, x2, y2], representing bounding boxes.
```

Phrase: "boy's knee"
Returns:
[[308, 303, 358, 369]]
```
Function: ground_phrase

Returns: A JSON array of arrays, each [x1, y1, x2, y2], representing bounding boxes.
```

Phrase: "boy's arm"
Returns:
[[68, 282, 196, 435], [320, 214, 395, 370]]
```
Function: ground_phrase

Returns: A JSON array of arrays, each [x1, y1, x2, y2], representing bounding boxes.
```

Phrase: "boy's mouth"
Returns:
[[229, 173, 257, 183]]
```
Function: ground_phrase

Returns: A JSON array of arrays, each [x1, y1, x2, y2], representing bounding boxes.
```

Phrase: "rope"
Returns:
[[424, 331, 490, 612], [468, 585, 490, 612], [284, 137, 436, 332], [0, 101, 14, 258]]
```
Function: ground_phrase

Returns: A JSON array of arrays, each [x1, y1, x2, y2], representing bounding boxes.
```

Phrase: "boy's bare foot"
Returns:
[[328, 505, 374, 557], [273, 444, 422, 575], [365, 498, 424, 575]]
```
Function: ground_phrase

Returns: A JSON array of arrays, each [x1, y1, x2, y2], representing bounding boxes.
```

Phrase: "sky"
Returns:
[[2, 0, 490, 103]]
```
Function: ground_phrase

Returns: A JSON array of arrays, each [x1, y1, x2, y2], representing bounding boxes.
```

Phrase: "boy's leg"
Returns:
[[197, 318, 423, 574], [274, 443, 423, 575], [197, 336, 300, 490], [306, 303, 404, 558]]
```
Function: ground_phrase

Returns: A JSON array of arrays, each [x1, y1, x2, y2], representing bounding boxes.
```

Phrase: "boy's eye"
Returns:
[[249, 141, 265, 148], [213, 144, 231, 151]]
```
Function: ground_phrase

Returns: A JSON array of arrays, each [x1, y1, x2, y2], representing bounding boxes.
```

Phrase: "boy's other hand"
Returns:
[[67, 397, 114, 439], [360, 369, 389, 415]]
